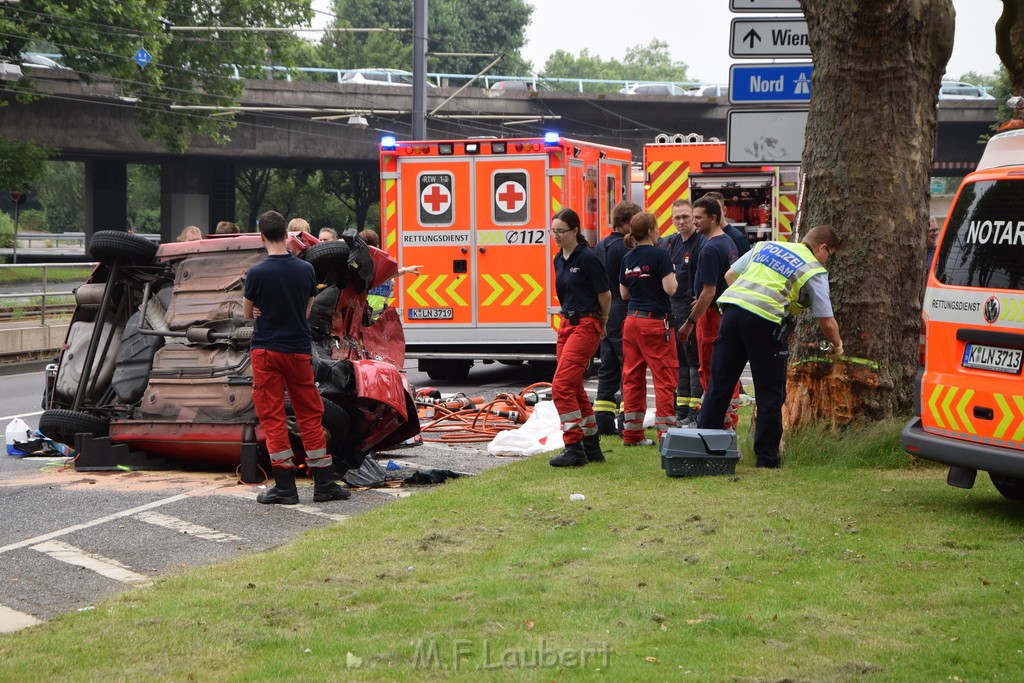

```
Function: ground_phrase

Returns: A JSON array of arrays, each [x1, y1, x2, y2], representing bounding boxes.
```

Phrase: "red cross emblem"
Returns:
[[495, 181, 526, 213], [420, 183, 451, 215]]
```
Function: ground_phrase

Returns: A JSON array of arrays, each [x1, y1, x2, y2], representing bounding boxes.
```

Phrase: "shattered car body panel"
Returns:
[[42, 229, 418, 473]]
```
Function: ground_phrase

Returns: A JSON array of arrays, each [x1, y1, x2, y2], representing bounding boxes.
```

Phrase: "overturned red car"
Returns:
[[40, 228, 419, 481]]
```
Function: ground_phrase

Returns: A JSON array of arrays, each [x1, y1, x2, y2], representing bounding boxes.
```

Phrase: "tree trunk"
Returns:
[[997, 0, 1024, 92], [236, 167, 272, 230], [784, 0, 954, 429]]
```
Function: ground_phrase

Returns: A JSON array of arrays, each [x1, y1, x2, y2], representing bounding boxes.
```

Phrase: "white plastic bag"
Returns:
[[5, 417, 33, 456], [487, 400, 565, 457]]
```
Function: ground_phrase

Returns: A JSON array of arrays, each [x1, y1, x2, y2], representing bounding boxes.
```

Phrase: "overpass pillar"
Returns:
[[84, 160, 128, 247], [160, 160, 236, 241]]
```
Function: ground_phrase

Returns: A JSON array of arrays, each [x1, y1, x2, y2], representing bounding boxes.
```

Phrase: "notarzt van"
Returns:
[[902, 129, 1024, 501]]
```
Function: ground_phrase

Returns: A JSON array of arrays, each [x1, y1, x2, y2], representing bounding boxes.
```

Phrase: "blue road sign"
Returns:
[[729, 63, 813, 104], [133, 47, 152, 69]]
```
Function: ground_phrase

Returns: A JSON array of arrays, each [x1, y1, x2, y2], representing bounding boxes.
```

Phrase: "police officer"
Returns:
[[658, 199, 705, 426], [620, 212, 678, 446], [696, 225, 844, 468], [549, 208, 611, 467], [593, 201, 641, 434]]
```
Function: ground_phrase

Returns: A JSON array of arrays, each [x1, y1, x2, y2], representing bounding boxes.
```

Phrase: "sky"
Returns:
[[310, 0, 1003, 83]]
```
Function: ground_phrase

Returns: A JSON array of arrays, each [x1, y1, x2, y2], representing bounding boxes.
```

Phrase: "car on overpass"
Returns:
[[619, 82, 687, 96], [341, 68, 436, 88], [39, 229, 419, 481], [938, 80, 994, 100]]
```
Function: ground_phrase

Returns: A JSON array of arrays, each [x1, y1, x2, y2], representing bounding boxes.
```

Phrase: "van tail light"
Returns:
[[918, 313, 928, 367]]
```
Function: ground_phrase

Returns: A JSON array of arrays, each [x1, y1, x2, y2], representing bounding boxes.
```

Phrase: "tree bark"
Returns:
[[784, 0, 954, 429], [997, 0, 1024, 93]]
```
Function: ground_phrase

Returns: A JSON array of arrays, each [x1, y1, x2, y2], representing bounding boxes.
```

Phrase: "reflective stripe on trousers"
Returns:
[[552, 317, 602, 445]]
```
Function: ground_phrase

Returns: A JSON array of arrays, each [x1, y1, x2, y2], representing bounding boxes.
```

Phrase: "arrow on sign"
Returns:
[[743, 29, 762, 49]]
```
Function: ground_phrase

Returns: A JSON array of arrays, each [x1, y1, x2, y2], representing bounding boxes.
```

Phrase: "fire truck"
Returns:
[[378, 134, 632, 380], [643, 134, 801, 241]]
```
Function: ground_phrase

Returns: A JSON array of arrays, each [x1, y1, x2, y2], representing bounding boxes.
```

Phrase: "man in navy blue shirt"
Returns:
[[243, 211, 350, 505], [677, 197, 741, 429]]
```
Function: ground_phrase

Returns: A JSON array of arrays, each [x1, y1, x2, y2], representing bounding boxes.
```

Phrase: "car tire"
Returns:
[[989, 473, 1024, 501], [424, 359, 472, 381], [304, 240, 351, 284], [283, 396, 357, 470], [38, 409, 109, 446], [88, 230, 159, 266]]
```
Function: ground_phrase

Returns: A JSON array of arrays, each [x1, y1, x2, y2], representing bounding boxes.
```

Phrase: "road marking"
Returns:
[[0, 410, 43, 422], [226, 490, 350, 522], [375, 489, 416, 498], [0, 488, 216, 556], [0, 605, 42, 634], [134, 511, 246, 543], [30, 540, 150, 585]]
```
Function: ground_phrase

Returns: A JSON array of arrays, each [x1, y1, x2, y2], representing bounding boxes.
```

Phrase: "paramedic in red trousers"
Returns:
[[243, 211, 350, 504], [593, 200, 642, 435], [697, 225, 844, 468], [549, 208, 611, 467], [658, 199, 705, 426], [619, 212, 679, 446], [678, 196, 741, 430]]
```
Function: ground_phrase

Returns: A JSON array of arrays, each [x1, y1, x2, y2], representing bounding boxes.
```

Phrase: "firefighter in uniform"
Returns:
[[619, 212, 679, 446], [593, 201, 642, 434], [549, 208, 611, 467], [697, 225, 844, 468]]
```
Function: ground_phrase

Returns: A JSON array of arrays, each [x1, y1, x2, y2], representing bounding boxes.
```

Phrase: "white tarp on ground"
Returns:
[[486, 400, 656, 457]]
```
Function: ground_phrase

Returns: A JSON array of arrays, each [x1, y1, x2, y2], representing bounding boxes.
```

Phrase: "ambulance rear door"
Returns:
[[394, 157, 473, 328], [472, 154, 551, 334]]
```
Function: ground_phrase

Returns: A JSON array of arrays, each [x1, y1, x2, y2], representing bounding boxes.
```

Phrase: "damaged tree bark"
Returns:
[[784, 0, 954, 430]]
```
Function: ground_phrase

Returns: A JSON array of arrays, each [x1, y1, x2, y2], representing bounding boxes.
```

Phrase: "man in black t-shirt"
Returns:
[[243, 211, 350, 505]]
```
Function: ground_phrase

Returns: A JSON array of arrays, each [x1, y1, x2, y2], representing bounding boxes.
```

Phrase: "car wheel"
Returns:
[[283, 396, 356, 469], [304, 240, 351, 285], [989, 473, 1024, 501], [88, 230, 159, 266], [424, 359, 472, 381], [38, 409, 109, 446]]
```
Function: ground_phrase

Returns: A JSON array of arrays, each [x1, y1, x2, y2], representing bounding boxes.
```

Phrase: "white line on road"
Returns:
[[0, 410, 43, 423], [226, 490, 351, 522], [134, 511, 246, 543], [0, 605, 42, 634], [30, 540, 150, 585], [0, 488, 220, 556]]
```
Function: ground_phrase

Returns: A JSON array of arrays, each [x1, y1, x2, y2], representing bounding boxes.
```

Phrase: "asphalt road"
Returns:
[[0, 359, 563, 634]]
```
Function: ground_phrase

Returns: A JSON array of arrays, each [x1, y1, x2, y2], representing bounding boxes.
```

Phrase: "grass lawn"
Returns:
[[0, 266, 93, 285], [2, 415, 1023, 681]]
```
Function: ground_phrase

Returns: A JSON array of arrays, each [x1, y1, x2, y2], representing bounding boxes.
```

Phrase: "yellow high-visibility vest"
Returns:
[[717, 241, 826, 324]]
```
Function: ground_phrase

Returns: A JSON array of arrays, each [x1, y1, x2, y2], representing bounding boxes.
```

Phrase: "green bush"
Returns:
[[0, 211, 14, 248], [17, 208, 47, 233]]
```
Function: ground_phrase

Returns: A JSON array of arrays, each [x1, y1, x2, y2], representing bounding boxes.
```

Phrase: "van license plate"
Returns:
[[408, 308, 453, 320], [962, 343, 1023, 374]]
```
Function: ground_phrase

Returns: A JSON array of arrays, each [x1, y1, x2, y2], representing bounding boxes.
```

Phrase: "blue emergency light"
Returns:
[[543, 132, 560, 146], [381, 135, 397, 150]]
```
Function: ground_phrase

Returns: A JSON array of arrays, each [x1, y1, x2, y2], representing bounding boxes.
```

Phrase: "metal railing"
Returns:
[[12, 232, 160, 248], [0, 262, 96, 324]]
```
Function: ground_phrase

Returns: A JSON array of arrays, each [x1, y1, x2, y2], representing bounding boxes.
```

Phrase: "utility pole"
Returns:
[[412, 0, 428, 139]]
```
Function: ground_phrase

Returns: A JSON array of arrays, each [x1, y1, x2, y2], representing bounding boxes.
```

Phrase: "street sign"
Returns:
[[729, 0, 803, 11], [9, 189, 23, 204], [133, 47, 152, 69], [726, 109, 808, 165], [730, 18, 811, 59], [729, 63, 813, 104]]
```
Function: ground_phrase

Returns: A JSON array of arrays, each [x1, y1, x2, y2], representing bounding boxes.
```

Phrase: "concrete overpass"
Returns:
[[0, 70, 997, 242]]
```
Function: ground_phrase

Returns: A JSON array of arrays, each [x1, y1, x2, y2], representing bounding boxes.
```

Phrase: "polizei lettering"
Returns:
[[965, 220, 1024, 245], [772, 29, 809, 46]]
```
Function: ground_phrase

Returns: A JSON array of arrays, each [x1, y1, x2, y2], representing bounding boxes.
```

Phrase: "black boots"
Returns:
[[595, 412, 619, 435], [257, 467, 300, 505], [312, 466, 352, 502], [582, 434, 605, 463], [549, 441, 588, 467]]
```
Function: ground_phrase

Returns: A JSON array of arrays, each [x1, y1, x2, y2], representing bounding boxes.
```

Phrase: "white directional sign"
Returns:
[[729, 0, 803, 11], [726, 109, 808, 165], [730, 18, 811, 59]]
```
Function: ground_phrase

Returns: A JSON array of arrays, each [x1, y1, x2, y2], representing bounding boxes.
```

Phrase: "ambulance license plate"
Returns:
[[962, 343, 1023, 374], [408, 308, 453, 320]]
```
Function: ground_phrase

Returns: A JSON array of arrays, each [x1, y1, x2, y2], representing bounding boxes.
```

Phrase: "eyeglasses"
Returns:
[[549, 228, 572, 236], [825, 246, 836, 260]]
